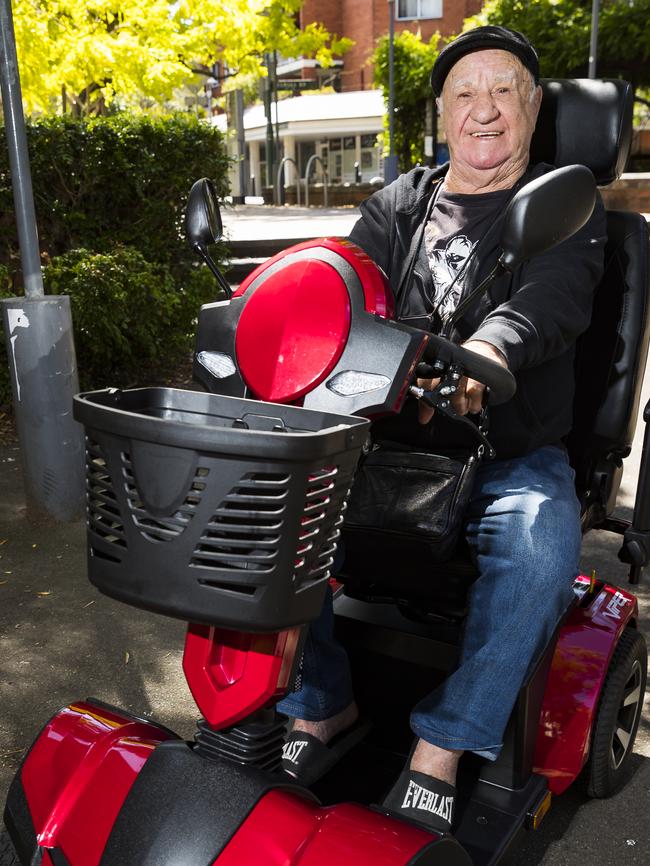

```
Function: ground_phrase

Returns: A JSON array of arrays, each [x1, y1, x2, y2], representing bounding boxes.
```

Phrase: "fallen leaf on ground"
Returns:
[[0, 539, 7, 546], [125, 651, 130, 664], [83, 600, 95, 608], [36, 591, 51, 597]]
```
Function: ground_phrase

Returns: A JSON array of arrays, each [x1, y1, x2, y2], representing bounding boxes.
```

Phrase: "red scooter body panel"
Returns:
[[534, 578, 638, 794], [19, 700, 176, 863], [235, 257, 352, 402], [234, 237, 394, 318], [183, 624, 302, 729], [214, 790, 440, 866]]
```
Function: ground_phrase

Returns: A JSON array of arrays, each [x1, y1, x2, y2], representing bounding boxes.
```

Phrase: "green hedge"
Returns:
[[45, 248, 219, 390], [0, 113, 229, 406]]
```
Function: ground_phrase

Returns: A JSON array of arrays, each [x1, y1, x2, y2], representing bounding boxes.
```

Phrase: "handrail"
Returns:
[[304, 155, 328, 208], [276, 157, 300, 206]]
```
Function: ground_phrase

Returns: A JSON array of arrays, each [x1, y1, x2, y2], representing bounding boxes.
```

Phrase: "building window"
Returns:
[[396, 0, 442, 20]]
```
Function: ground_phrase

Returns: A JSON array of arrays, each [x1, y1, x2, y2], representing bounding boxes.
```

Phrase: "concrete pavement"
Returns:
[[221, 204, 361, 244]]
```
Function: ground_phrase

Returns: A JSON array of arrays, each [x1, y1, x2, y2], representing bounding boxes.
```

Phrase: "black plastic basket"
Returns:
[[73, 388, 369, 631]]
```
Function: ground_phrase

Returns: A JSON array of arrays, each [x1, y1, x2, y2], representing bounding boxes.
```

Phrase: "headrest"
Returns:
[[530, 79, 634, 186]]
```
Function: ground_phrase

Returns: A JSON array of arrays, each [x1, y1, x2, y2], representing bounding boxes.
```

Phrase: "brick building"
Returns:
[[224, 1, 482, 197], [293, 0, 482, 92]]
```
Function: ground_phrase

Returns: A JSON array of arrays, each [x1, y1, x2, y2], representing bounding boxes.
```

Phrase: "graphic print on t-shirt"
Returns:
[[425, 233, 477, 318]]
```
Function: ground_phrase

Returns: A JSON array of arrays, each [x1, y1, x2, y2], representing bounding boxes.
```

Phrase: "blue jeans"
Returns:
[[278, 445, 581, 759]]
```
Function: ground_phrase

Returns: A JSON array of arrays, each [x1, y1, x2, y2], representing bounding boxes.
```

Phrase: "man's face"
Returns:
[[440, 49, 542, 178]]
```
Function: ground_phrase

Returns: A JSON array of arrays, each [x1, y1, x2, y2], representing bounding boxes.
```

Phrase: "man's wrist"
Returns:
[[462, 339, 509, 370]]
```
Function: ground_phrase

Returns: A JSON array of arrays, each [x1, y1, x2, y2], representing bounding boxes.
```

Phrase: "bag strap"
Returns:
[[395, 180, 443, 319]]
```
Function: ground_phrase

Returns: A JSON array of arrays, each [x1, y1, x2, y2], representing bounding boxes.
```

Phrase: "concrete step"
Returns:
[[227, 236, 314, 259], [226, 256, 268, 283], [225, 235, 319, 283]]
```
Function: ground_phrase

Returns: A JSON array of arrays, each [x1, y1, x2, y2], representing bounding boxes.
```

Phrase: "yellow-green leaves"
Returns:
[[13, 0, 350, 115]]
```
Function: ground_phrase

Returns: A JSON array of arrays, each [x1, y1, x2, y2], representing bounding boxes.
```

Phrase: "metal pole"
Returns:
[[0, 0, 43, 299], [273, 50, 281, 198], [588, 0, 600, 79], [385, 0, 399, 184], [0, 0, 84, 522], [263, 54, 275, 193], [235, 89, 247, 205]]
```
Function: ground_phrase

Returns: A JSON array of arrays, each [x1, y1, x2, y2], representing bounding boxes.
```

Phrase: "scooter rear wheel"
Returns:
[[585, 626, 647, 798], [0, 829, 18, 866]]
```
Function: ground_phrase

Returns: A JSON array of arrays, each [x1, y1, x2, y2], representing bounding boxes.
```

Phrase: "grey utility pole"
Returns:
[[588, 0, 601, 78], [0, 0, 84, 522], [384, 0, 399, 184]]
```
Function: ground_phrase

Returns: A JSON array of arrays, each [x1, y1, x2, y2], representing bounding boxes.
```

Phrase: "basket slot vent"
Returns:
[[292, 465, 348, 586], [306, 481, 335, 499], [86, 438, 127, 548], [192, 548, 275, 572], [303, 496, 331, 514], [306, 533, 340, 580], [121, 452, 208, 543], [241, 472, 291, 486], [191, 472, 288, 572], [205, 519, 282, 538], [213, 504, 285, 519], [198, 579, 258, 596], [307, 467, 338, 484], [298, 525, 320, 543], [202, 533, 279, 550]]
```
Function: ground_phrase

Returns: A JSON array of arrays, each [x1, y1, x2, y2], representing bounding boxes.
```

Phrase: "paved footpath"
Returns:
[[221, 204, 360, 244], [1, 204, 649, 863]]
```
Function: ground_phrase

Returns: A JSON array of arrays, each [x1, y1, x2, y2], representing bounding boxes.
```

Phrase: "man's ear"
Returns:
[[532, 84, 543, 119], [436, 97, 443, 116]]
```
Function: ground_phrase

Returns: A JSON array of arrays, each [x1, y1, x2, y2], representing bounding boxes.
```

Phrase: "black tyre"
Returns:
[[0, 829, 19, 866], [585, 626, 647, 798]]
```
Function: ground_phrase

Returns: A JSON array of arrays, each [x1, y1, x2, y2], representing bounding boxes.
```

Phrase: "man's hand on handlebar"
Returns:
[[417, 340, 509, 425]]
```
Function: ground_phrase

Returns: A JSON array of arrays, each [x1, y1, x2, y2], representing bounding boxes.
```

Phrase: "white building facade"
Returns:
[[217, 90, 386, 197]]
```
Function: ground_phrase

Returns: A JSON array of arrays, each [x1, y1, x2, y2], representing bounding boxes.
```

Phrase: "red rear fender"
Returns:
[[534, 579, 638, 794], [6, 700, 177, 865]]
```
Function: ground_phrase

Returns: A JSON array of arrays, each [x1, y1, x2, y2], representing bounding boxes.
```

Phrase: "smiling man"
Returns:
[[278, 26, 607, 835]]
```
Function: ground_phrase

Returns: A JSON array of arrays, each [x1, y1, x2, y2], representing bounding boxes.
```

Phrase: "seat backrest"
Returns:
[[568, 211, 650, 522], [531, 79, 633, 184], [530, 79, 650, 526]]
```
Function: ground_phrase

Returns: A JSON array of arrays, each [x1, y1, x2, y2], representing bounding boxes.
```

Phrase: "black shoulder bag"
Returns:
[[343, 182, 493, 568]]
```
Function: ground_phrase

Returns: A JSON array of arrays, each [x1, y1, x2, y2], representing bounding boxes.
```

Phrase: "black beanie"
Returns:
[[430, 25, 540, 97]]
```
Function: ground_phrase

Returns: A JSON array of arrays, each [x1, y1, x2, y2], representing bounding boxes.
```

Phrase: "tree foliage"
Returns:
[[373, 30, 440, 170], [12, 0, 352, 115], [465, 1, 650, 91], [373, 1, 648, 171]]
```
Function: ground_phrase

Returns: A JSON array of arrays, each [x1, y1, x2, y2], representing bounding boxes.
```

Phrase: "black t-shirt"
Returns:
[[398, 185, 512, 334]]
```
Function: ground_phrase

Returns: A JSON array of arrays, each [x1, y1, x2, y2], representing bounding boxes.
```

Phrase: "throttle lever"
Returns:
[[409, 380, 496, 459]]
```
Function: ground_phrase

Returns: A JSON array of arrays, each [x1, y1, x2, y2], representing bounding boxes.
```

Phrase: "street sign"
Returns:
[[277, 79, 319, 92]]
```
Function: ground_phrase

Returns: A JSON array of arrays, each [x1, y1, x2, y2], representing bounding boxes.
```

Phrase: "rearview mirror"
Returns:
[[186, 177, 223, 249], [185, 178, 232, 299], [499, 165, 597, 271]]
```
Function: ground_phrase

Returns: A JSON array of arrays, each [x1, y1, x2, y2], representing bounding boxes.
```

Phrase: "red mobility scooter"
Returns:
[[3, 79, 649, 866]]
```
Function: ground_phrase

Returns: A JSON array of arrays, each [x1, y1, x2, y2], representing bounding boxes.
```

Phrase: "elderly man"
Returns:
[[278, 26, 606, 834]]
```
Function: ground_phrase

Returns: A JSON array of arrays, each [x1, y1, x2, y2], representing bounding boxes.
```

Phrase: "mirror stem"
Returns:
[[194, 243, 232, 299]]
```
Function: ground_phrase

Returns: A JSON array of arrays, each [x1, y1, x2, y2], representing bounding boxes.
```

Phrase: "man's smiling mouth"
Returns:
[[470, 131, 503, 138]]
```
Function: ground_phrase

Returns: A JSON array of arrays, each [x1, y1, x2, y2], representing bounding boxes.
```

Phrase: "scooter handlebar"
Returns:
[[421, 333, 517, 406]]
